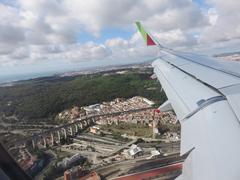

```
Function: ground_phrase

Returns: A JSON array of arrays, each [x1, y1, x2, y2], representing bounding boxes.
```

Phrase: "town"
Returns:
[[1, 96, 181, 179]]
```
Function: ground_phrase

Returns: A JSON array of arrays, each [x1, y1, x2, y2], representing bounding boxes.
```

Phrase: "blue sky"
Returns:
[[0, 0, 239, 82], [193, 0, 209, 8]]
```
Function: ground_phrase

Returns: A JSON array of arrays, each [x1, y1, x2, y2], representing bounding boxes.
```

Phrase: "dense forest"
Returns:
[[0, 69, 166, 123]]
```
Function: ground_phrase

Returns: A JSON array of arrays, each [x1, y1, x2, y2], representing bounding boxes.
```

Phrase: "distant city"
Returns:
[[2, 51, 240, 86], [0, 60, 152, 86]]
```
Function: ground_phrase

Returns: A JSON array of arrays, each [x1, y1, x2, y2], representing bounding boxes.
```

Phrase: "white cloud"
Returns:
[[207, 8, 218, 25], [199, 0, 240, 43], [153, 29, 197, 47], [61, 42, 112, 61], [1, 0, 239, 69]]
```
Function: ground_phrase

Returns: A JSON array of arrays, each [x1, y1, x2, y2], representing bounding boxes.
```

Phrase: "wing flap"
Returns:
[[180, 100, 240, 180], [153, 59, 221, 120]]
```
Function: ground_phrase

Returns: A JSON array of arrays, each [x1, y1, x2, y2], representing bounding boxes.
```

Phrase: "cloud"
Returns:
[[1, 0, 238, 69], [60, 42, 112, 62], [199, 0, 240, 43]]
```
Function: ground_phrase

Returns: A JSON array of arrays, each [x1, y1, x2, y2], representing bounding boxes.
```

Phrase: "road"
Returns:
[[34, 149, 57, 180], [103, 139, 138, 157]]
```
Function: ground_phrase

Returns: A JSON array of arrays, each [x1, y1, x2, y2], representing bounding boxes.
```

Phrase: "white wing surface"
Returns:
[[153, 50, 240, 180], [135, 22, 240, 180]]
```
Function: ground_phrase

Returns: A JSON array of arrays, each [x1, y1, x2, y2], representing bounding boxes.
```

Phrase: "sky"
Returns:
[[0, 0, 240, 81]]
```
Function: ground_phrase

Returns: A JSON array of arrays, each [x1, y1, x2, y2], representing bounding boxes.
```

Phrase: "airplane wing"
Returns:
[[136, 22, 240, 180]]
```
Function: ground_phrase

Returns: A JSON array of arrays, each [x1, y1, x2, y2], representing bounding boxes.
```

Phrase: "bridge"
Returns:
[[7, 107, 153, 149]]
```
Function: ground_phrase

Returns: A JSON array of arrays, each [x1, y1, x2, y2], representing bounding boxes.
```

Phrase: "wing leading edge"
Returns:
[[136, 22, 240, 180]]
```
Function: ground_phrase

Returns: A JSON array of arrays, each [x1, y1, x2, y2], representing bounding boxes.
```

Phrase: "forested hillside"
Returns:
[[0, 69, 166, 123]]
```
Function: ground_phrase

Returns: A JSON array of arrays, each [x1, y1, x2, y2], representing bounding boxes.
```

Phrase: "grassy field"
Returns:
[[101, 123, 153, 138]]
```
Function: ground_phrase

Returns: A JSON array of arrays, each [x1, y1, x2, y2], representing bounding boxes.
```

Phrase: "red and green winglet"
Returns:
[[135, 21, 157, 46]]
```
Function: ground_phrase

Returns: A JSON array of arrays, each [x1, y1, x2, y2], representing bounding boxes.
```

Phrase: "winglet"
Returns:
[[135, 21, 157, 46]]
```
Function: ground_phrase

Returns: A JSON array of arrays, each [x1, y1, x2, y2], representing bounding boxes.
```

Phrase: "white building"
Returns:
[[128, 144, 143, 158]]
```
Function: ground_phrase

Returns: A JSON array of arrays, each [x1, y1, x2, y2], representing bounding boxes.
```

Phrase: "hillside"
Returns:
[[0, 68, 166, 124]]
